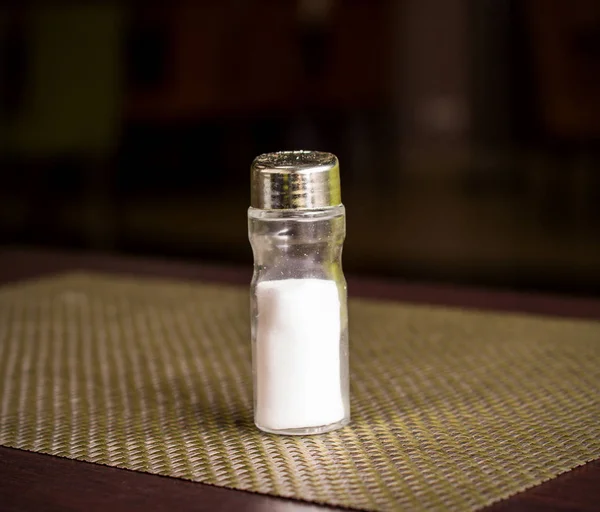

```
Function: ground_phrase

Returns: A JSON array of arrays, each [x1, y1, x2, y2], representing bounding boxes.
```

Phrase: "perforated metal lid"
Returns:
[[250, 150, 341, 210]]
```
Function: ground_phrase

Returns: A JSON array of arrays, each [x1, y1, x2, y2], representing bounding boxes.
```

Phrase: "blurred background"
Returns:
[[1, 0, 599, 295]]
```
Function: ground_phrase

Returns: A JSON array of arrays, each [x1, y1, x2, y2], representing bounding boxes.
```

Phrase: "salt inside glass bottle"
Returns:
[[249, 150, 350, 435]]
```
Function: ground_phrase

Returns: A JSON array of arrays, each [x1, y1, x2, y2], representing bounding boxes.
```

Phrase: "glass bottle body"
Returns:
[[248, 205, 350, 435]]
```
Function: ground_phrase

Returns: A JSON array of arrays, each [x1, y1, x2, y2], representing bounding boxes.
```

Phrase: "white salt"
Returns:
[[255, 278, 345, 431]]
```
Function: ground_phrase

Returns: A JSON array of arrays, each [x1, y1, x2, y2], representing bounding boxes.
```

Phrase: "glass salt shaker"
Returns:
[[248, 150, 350, 435]]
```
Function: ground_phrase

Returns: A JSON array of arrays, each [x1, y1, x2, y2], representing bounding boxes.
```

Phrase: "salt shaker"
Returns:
[[248, 150, 350, 435]]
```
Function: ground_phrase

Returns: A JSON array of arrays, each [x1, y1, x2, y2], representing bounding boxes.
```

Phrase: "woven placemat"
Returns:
[[0, 274, 598, 511]]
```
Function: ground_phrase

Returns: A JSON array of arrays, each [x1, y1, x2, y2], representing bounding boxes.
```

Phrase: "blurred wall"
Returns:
[[1, 0, 600, 295], [2, 4, 122, 155]]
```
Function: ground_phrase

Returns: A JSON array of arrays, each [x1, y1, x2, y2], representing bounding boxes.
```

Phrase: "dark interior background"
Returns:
[[1, 0, 600, 295]]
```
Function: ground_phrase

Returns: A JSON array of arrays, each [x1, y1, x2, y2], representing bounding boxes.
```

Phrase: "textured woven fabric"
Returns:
[[0, 274, 599, 511]]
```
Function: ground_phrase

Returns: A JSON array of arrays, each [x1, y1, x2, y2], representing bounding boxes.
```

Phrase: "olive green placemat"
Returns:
[[0, 274, 599, 511]]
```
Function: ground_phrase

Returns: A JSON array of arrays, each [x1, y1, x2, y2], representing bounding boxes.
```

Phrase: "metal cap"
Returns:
[[250, 150, 342, 210]]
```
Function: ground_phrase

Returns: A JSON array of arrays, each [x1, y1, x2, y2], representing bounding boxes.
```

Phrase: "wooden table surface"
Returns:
[[0, 248, 599, 512]]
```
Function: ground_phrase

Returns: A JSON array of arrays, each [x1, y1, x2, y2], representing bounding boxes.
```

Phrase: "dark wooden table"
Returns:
[[0, 248, 598, 512]]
